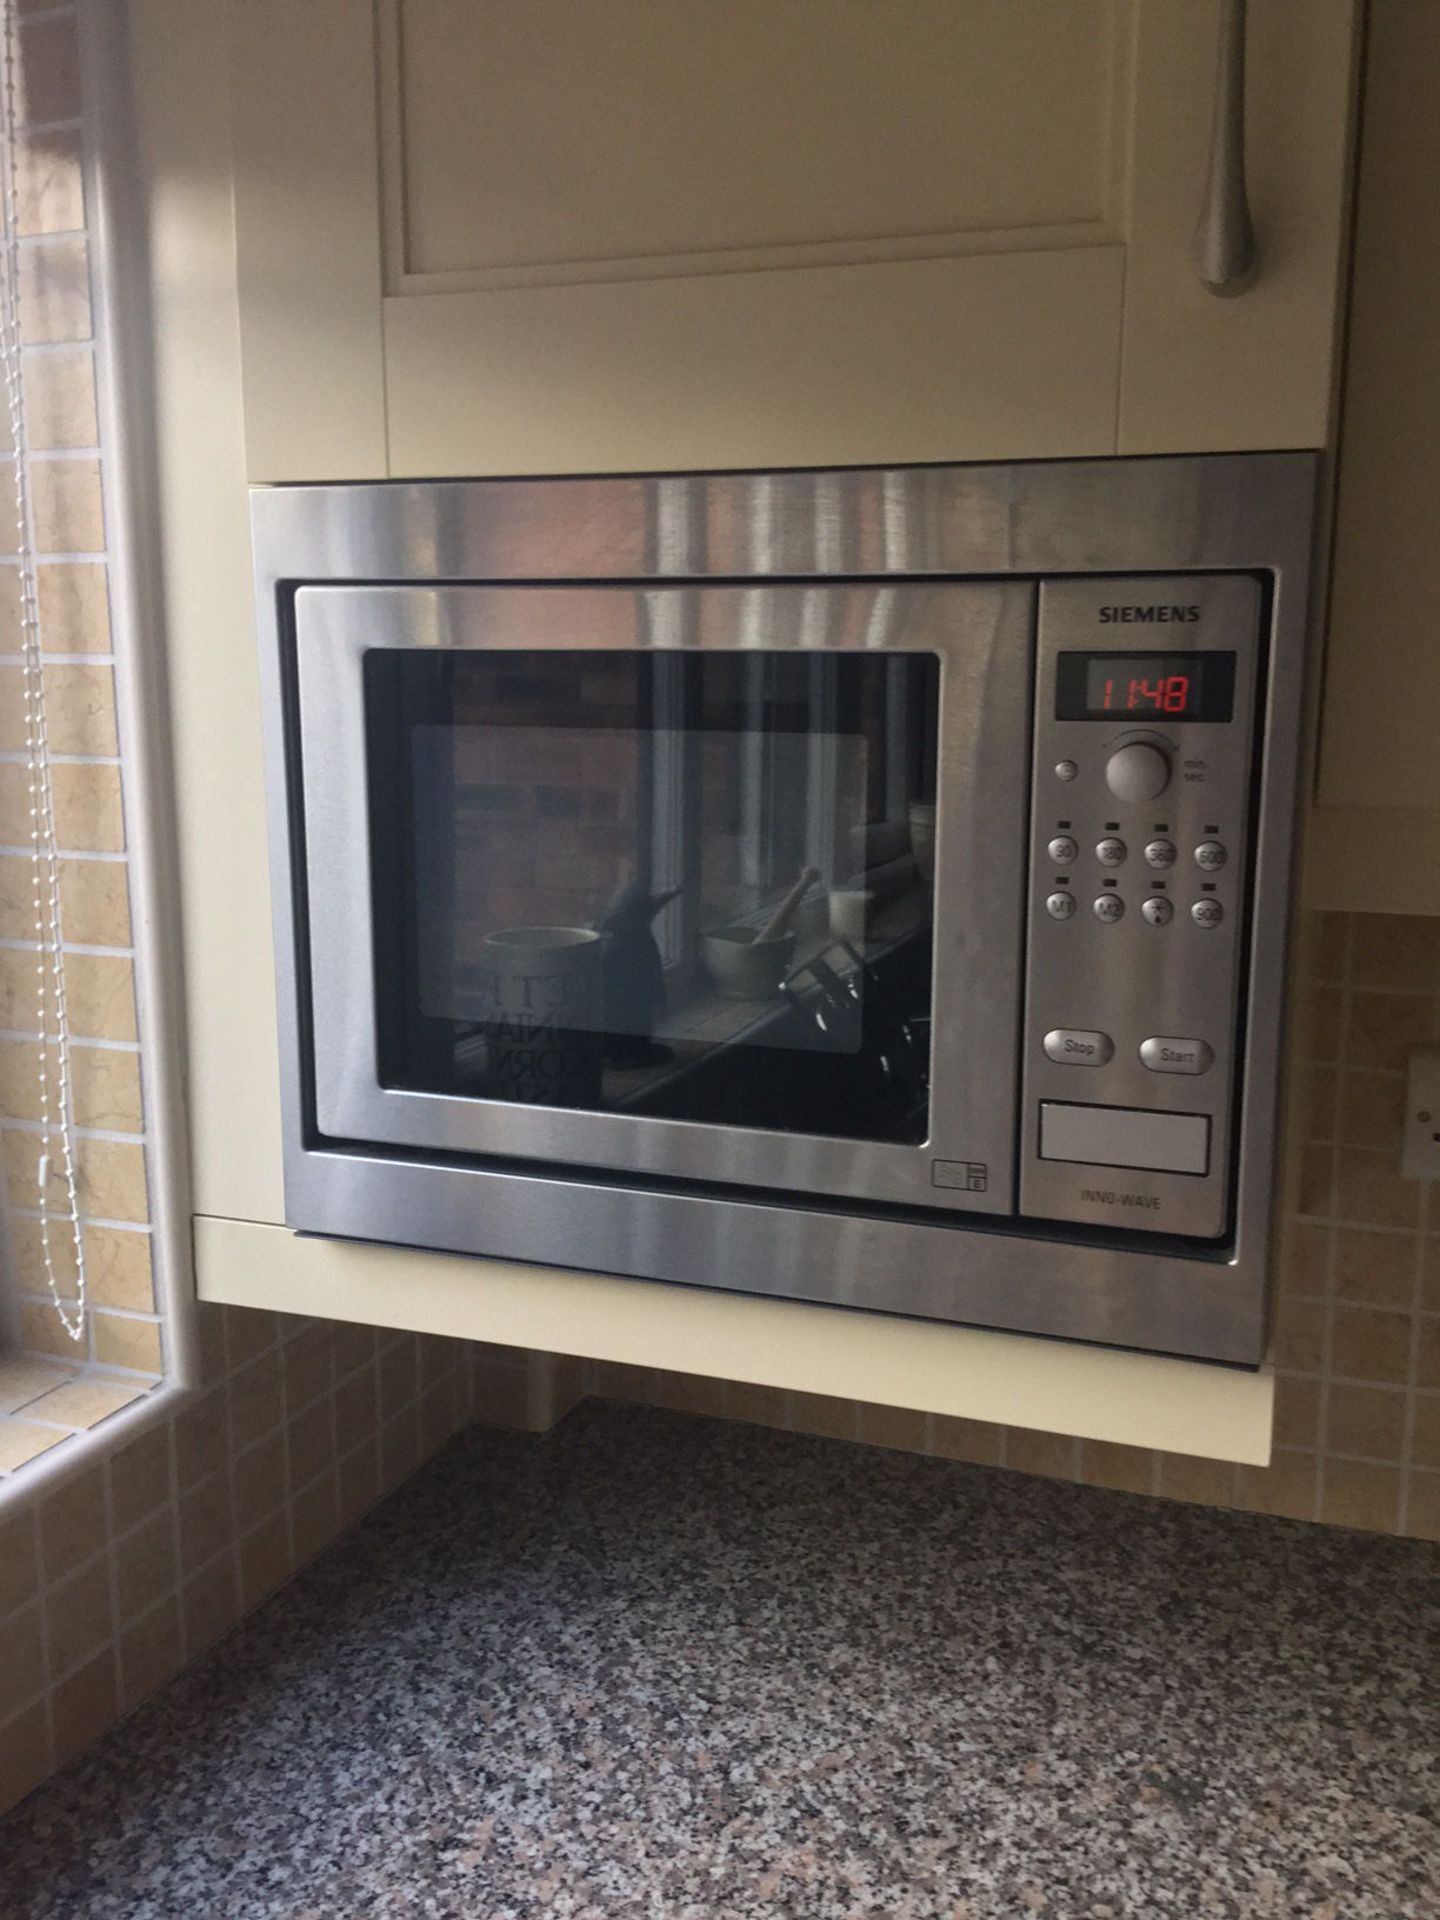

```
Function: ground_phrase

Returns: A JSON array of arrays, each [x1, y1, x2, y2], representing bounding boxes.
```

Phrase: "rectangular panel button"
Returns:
[[1043, 1028, 1114, 1066], [1039, 1102, 1210, 1175], [1139, 1036, 1214, 1075]]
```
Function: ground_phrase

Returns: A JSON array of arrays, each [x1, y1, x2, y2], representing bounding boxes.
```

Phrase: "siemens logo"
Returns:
[[1098, 605, 1201, 624]]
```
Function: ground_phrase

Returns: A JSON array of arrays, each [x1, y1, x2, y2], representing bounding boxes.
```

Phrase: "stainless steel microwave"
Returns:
[[253, 455, 1319, 1366]]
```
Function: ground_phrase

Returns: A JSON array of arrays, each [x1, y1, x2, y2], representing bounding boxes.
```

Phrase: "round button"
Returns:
[[1141, 895, 1174, 926], [1047, 835, 1079, 866], [1095, 837, 1127, 867], [1144, 839, 1176, 870], [1054, 759, 1078, 783], [1046, 891, 1077, 921], [1092, 893, 1125, 923], [1104, 741, 1171, 804], [1191, 899, 1225, 929], [1195, 840, 1228, 872]]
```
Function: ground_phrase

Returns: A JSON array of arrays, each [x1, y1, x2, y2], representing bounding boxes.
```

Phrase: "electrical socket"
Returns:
[[1401, 1046, 1440, 1182]]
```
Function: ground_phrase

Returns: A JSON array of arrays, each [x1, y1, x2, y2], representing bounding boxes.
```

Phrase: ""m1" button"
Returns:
[[1043, 1028, 1115, 1067]]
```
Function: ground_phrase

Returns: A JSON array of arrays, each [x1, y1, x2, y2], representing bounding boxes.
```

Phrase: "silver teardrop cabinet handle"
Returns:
[[1193, 0, 1256, 295]]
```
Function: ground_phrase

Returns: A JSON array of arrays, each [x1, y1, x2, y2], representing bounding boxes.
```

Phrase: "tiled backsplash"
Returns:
[[585, 911, 1439, 1545], [0, 1301, 504, 1813]]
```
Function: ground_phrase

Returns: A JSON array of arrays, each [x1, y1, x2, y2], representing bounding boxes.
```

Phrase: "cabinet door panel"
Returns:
[[1119, 0, 1357, 455], [384, 249, 1124, 477], [384, 0, 1120, 288]]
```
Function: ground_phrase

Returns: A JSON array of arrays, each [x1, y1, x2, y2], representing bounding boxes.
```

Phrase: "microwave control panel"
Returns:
[[1020, 573, 1262, 1240]]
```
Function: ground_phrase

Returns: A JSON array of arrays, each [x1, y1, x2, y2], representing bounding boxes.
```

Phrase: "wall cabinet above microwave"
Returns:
[[224, 0, 1359, 483]]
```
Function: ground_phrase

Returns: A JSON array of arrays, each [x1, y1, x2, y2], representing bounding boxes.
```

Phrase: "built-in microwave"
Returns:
[[253, 455, 1318, 1366]]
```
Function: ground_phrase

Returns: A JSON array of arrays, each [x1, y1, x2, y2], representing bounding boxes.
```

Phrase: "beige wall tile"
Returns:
[[106, 1424, 171, 1533], [1410, 1393, 1440, 1471], [1330, 1305, 1413, 1385], [284, 1322, 336, 1415], [419, 1375, 462, 1455], [787, 1389, 859, 1443], [291, 1472, 339, 1566], [37, 561, 109, 650], [112, 1507, 177, 1630], [21, 348, 97, 450], [181, 1552, 239, 1662], [79, 1136, 149, 1222], [856, 1402, 928, 1454], [472, 1356, 530, 1427], [379, 1407, 422, 1491], [71, 1046, 143, 1132], [332, 1319, 378, 1379], [223, 1305, 278, 1373], [1157, 1453, 1235, 1507], [376, 1335, 416, 1422], [1005, 1428, 1077, 1482], [1233, 1452, 1317, 1523], [25, 1376, 144, 1428], [1279, 1221, 1329, 1297], [172, 1389, 228, 1494], [119, 1595, 184, 1714], [337, 1440, 378, 1526], [14, 130, 83, 236], [1320, 1460, 1402, 1533], [1407, 1473, 1440, 1542], [13, 1302, 79, 1365], [1313, 912, 1350, 984], [83, 1226, 153, 1311], [334, 1364, 377, 1455], [1078, 1440, 1155, 1495], [228, 1350, 284, 1455], [287, 1395, 335, 1493], [90, 1312, 162, 1375], [178, 1475, 235, 1579], [0, 1698, 52, 1816], [647, 1368, 729, 1421], [30, 456, 103, 553], [0, 762, 123, 852], [1307, 985, 1343, 1065], [1325, 1383, 1407, 1462], [0, 1604, 44, 1720], [1271, 1294, 1326, 1373], [50, 1647, 117, 1767], [1272, 1374, 1322, 1450], [1305, 1066, 1337, 1142], [0, 946, 43, 1030], [1332, 1148, 1422, 1230], [1296, 1143, 1332, 1219], [1418, 1316, 1440, 1392], [1336, 1072, 1407, 1154], [46, 662, 117, 753], [1345, 992, 1437, 1073], [724, 1380, 789, 1430], [1424, 1239, 1440, 1314], [930, 1414, 1003, 1467], [0, 855, 129, 950], [1349, 915, 1440, 993], [37, 1464, 106, 1582], [590, 1359, 657, 1404], [19, 235, 92, 346], [231, 1431, 286, 1535], [64, 952, 137, 1038], [45, 1555, 111, 1680], [1332, 1228, 1419, 1309], [18, 12, 81, 125], [0, 1508, 39, 1618], [238, 1512, 290, 1613]]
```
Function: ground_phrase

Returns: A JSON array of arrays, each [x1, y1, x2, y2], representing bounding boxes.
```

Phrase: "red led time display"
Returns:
[[1056, 651, 1237, 724]]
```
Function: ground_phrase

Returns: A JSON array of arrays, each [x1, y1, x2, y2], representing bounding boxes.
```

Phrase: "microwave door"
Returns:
[[293, 581, 1029, 1220]]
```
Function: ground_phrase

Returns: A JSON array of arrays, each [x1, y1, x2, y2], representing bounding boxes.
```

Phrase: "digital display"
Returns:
[[1055, 651, 1235, 724]]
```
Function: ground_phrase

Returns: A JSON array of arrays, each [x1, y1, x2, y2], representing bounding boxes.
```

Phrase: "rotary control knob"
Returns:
[[1104, 741, 1171, 804]]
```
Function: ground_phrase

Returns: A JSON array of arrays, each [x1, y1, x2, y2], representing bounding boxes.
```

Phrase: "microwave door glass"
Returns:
[[363, 648, 941, 1148]]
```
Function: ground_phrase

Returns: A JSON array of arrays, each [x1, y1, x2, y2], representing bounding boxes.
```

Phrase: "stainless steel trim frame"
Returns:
[[252, 454, 1320, 1367], [295, 581, 1030, 1215]]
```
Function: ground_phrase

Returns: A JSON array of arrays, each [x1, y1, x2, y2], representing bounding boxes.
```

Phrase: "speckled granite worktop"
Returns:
[[2, 1402, 1436, 1919]]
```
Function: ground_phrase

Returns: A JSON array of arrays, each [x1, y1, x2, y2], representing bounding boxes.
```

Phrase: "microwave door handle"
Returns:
[[1194, 0, 1256, 296]]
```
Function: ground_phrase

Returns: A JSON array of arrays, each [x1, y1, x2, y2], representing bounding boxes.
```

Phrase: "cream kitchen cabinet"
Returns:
[[225, 0, 1359, 484], [1306, 2, 1440, 917]]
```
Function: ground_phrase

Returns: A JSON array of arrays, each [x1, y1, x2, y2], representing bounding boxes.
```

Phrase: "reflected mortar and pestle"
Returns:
[[702, 867, 818, 1001]]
